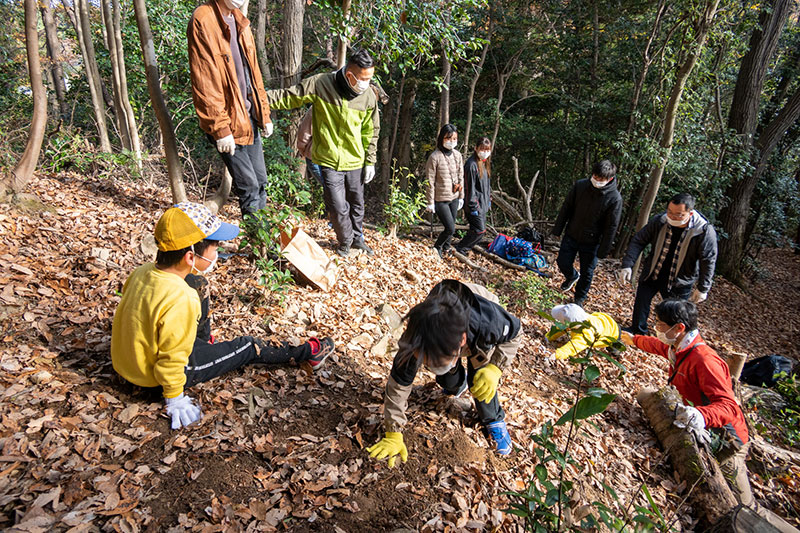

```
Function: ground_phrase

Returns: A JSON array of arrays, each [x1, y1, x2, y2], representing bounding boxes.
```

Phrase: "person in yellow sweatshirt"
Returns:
[[111, 202, 334, 429], [546, 303, 619, 360]]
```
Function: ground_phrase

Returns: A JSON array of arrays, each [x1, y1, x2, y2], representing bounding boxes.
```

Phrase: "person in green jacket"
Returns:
[[266, 49, 380, 258]]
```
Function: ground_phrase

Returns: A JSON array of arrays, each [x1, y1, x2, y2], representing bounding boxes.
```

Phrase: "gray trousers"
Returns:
[[320, 166, 364, 246], [216, 122, 268, 218]]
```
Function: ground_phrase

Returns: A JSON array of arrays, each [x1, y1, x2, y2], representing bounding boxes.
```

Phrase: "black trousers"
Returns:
[[434, 199, 459, 251], [556, 235, 600, 301], [320, 166, 365, 246], [456, 211, 486, 252], [630, 276, 692, 334], [215, 120, 268, 218], [435, 358, 504, 425], [183, 275, 311, 388]]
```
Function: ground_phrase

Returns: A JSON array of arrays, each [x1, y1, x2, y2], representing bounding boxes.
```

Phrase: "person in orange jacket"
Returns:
[[622, 299, 798, 532]]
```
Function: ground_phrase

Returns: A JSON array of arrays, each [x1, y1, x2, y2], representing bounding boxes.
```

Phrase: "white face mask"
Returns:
[[426, 356, 458, 376], [591, 177, 610, 188], [656, 325, 680, 345], [443, 140, 457, 150], [346, 70, 370, 94], [667, 213, 691, 227], [223, 0, 245, 10], [478, 151, 491, 161], [191, 245, 217, 275]]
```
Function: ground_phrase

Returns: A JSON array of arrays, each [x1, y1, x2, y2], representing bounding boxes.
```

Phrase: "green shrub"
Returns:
[[384, 167, 425, 238], [239, 204, 299, 301], [511, 273, 565, 312]]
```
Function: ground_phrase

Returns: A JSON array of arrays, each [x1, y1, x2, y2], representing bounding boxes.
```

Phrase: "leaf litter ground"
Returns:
[[0, 171, 798, 532]]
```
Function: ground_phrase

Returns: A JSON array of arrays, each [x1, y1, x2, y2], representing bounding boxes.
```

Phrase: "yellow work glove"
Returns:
[[366, 432, 408, 468], [470, 363, 502, 403]]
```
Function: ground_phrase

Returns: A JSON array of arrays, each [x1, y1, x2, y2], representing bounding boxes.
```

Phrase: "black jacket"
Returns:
[[621, 210, 718, 293], [552, 178, 623, 258], [464, 155, 491, 217], [390, 280, 521, 387]]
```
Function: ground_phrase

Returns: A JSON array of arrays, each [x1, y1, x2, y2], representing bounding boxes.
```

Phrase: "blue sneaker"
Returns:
[[485, 421, 512, 455]]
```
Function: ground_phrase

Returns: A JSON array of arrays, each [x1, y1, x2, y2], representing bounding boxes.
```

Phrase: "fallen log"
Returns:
[[470, 245, 526, 271], [451, 250, 488, 272], [636, 386, 738, 525]]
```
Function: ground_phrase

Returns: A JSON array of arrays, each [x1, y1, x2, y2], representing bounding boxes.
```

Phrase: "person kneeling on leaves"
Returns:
[[111, 203, 335, 429], [547, 303, 619, 360], [367, 280, 524, 465], [620, 298, 798, 533]]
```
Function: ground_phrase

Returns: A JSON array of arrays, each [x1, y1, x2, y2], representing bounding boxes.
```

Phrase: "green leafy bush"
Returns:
[[511, 274, 565, 311], [384, 167, 425, 238], [239, 205, 299, 300]]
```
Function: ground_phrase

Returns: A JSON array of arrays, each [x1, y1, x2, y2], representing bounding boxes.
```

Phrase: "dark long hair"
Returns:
[[436, 124, 458, 152], [474, 137, 492, 178], [395, 290, 469, 368]]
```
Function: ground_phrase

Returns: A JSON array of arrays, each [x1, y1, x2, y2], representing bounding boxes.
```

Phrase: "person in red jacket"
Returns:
[[621, 299, 798, 532]]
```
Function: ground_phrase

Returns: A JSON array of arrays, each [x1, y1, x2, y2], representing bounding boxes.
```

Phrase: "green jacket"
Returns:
[[267, 73, 380, 171]]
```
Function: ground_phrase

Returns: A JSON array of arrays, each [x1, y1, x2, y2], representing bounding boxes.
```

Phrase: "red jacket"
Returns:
[[634, 333, 748, 444]]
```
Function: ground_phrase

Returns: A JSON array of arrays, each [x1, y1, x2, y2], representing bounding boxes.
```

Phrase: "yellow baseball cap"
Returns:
[[154, 202, 240, 251]]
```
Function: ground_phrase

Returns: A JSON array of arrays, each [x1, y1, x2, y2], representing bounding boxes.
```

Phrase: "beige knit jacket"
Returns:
[[425, 149, 464, 204]]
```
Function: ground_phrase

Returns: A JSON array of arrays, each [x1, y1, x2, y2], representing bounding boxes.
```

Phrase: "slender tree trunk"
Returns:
[[717, 0, 793, 282], [281, 0, 304, 152], [395, 79, 417, 189], [491, 74, 508, 151], [463, 34, 490, 151], [635, 0, 720, 233], [439, 49, 450, 128], [131, 0, 186, 203], [112, 0, 142, 166], [336, 0, 351, 68], [4, 0, 48, 194], [40, 0, 68, 119], [254, 0, 271, 84], [101, 0, 131, 151], [75, 0, 112, 152]]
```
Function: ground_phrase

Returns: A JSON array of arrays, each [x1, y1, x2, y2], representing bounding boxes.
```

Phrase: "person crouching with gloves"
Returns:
[[111, 203, 334, 430], [620, 298, 798, 532], [546, 303, 620, 360], [367, 280, 524, 465]]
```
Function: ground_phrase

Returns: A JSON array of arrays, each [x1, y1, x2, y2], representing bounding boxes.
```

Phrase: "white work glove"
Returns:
[[674, 404, 711, 446], [165, 393, 203, 430], [264, 122, 274, 138], [216, 134, 236, 155], [363, 165, 376, 184], [689, 289, 707, 304], [616, 267, 632, 285], [457, 199, 464, 211], [426, 203, 435, 213]]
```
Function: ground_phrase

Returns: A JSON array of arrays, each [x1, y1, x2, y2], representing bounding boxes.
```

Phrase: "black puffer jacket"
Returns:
[[464, 155, 491, 217], [552, 178, 623, 258]]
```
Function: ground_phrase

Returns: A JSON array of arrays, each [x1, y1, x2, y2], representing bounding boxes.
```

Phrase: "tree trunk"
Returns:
[[335, 0, 351, 69], [280, 0, 305, 157], [626, 0, 666, 136], [4, 0, 48, 194], [634, 0, 719, 232], [637, 386, 738, 525], [40, 0, 68, 119], [75, 0, 112, 152], [716, 0, 793, 283], [439, 48, 450, 128], [101, 0, 131, 151], [131, 0, 186, 203], [394, 79, 417, 189], [112, 0, 142, 166], [718, 86, 800, 282], [254, 0, 271, 84], [379, 80, 397, 201], [463, 33, 490, 151]]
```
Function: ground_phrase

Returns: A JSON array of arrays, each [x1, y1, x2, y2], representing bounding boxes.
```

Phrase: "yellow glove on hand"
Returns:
[[470, 363, 502, 403], [366, 432, 408, 468]]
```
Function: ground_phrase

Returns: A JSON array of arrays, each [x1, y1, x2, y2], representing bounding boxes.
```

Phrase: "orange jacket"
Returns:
[[187, 1, 271, 145]]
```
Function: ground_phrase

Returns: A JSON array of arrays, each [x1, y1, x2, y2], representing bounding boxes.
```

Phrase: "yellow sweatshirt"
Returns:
[[548, 312, 620, 360], [111, 263, 201, 398]]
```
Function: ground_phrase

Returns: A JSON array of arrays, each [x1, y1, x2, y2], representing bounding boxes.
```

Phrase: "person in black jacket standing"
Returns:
[[617, 193, 718, 335], [455, 137, 493, 254], [552, 160, 623, 306]]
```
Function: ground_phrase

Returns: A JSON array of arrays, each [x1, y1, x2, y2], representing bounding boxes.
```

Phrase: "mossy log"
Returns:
[[636, 386, 738, 525]]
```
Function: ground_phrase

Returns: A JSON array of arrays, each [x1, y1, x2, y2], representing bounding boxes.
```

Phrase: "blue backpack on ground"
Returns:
[[487, 234, 550, 276]]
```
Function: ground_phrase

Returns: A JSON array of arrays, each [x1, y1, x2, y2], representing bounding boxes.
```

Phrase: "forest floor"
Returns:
[[1, 171, 799, 532]]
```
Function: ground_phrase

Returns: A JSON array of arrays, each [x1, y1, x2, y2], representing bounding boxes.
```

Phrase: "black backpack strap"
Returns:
[[667, 344, 699, 384]]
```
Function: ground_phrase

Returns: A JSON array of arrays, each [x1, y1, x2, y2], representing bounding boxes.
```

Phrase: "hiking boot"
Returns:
[[308, 337, 335, 370], [352, 240, 374, 256], [560, 275, 579, 292], [336, 243, 350, 257], [433, 246, 444, 259], [485, 421, 513, 455], [573, 296, 586, 308]]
